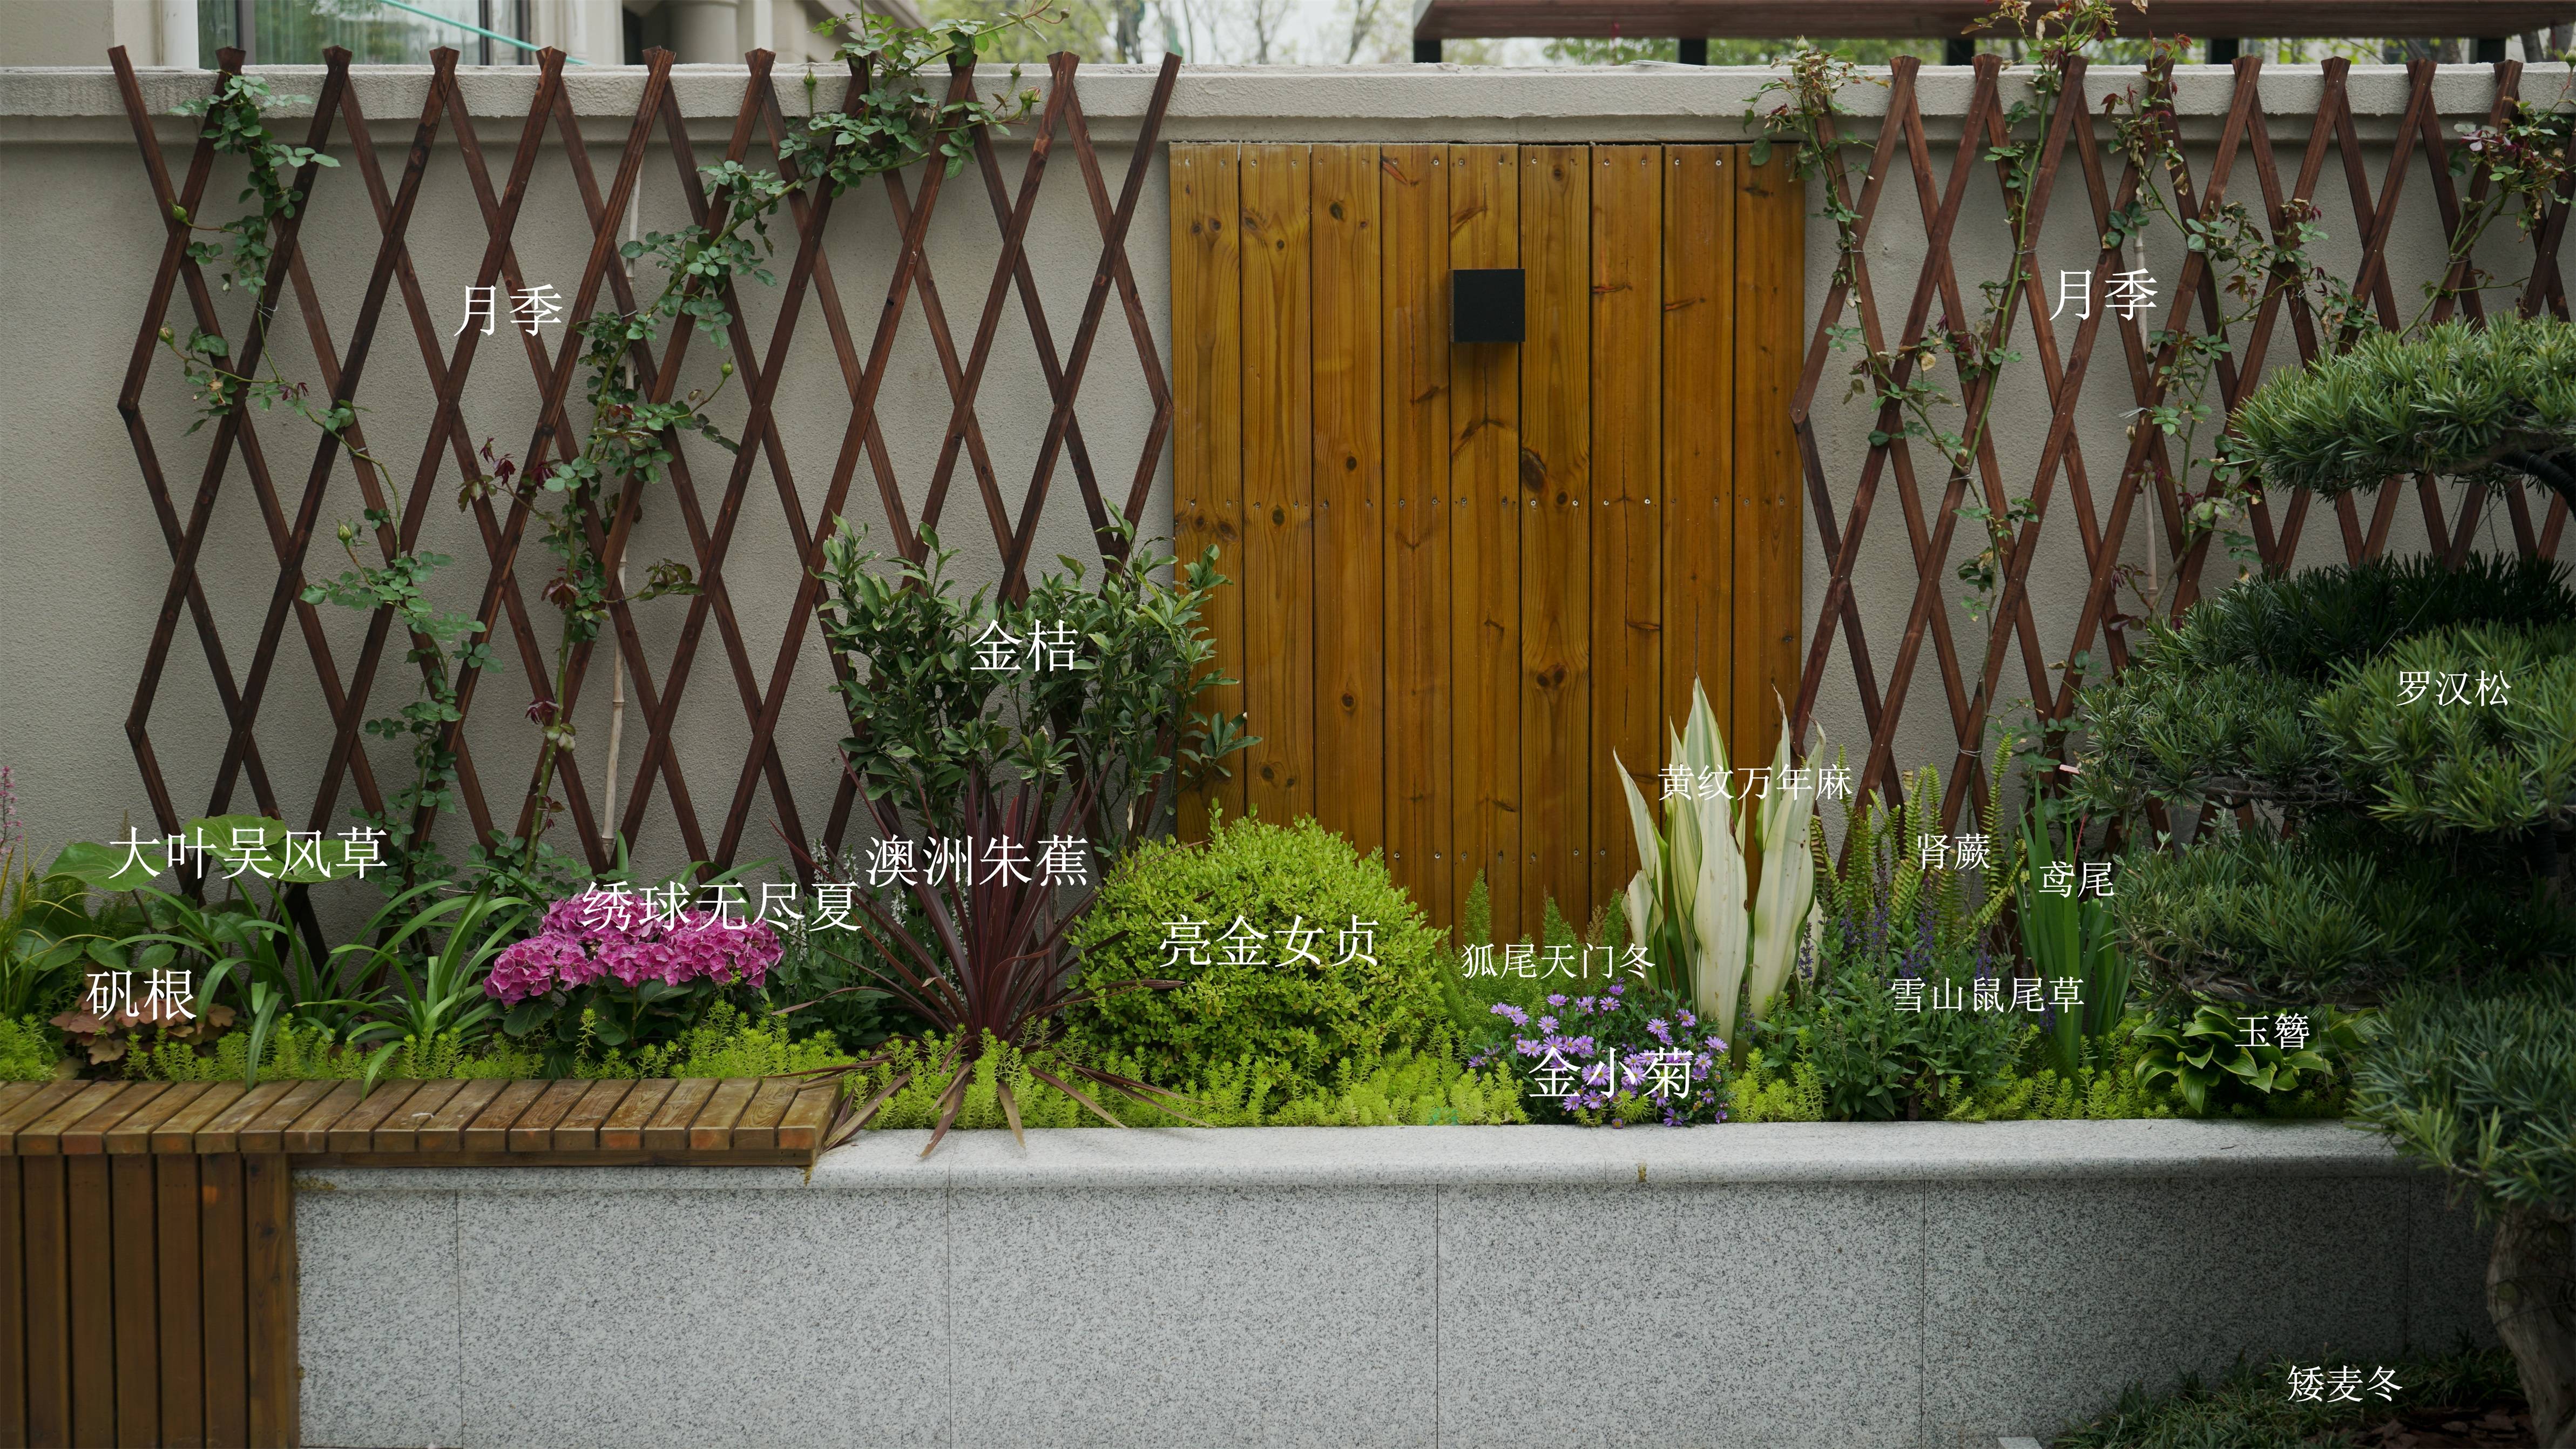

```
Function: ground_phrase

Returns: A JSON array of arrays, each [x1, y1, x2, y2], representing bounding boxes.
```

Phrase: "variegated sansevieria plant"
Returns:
[[1615, 681, 1820, 1049]]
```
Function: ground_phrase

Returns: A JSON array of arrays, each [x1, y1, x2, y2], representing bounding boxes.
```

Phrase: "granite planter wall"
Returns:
[[295, 1119, 2489, 1449]]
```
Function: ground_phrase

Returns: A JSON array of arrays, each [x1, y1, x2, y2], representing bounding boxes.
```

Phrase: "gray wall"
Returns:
[[0, 61, 2554, 876], [295, 1120, 2496, 1449]]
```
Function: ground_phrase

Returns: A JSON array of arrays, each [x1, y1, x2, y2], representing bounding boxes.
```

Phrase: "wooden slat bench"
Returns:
[[0, 1077, 842, 1448]]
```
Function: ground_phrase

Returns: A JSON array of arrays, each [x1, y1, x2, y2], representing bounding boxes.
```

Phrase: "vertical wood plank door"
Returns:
[[1175, 142, 1804, 941]]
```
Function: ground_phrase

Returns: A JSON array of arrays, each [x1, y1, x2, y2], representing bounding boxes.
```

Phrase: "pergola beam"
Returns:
[[1410, 0, 2576, 41]]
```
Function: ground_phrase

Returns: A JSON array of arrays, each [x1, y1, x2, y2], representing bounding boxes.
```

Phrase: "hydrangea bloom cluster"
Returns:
[[1470, 983, 1728, 1127], [484, 894, 783, 1005]]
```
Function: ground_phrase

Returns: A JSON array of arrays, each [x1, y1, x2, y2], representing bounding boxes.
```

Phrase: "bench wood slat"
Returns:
[[373, 1079, 462, 1153], [60, 1082, 167, 1154], [688, 1079, 759, 1151], [281, 1080, 367, 1154], [324, 1081, 421, 1152], [413, 1079, 505, 1154], [105, 1080, 214, 1153], [461, 1080, 549, 1153], [641, 1078, 718, 1151], [599, 1079, 675, 1150], [729, 1078, 802, 1150], [550, 1080, 635, 1150], [234, 1080, 337, 1154], [507, 1079, 594, 1152], [776, 1083, 840, 1154], [0, 1081, 84, 1153], [18, 1082, 132, 1156], [194, 1082, 294, 1154], [153, 1082, 246, 1153]]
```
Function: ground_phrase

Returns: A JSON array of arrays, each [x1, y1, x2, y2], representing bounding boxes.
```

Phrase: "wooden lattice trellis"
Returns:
[[107, 43, 1179, 875], [1787, 53, 2573, 832]]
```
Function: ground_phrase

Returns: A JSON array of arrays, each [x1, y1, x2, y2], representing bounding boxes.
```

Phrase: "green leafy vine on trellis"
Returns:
[[159, 73, 369, 460], [159, 4, 1063, 895], [465, 0, 1056, 886], [1748, 0, 2145, 635], [1744, 3, 2570, 657]]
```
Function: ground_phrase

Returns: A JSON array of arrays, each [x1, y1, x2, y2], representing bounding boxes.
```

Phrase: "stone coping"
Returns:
[[4, 60, 2553, 145], [298, 1116, 2419, 1195]]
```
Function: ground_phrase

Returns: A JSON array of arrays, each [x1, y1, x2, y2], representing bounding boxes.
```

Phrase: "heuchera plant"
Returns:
[[486, 893, 782, 1058], [1471, 985, 1728, 1127]]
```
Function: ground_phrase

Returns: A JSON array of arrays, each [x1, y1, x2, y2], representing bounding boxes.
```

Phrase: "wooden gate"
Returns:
[[1170, 142, 1804, 940]]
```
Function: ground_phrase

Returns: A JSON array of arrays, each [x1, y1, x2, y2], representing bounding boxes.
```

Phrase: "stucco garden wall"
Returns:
[[294, 1118, 2493, 1449], [0, 61, 2555, 869]]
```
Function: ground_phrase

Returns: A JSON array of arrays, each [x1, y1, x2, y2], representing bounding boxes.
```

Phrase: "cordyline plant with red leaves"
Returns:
[[786, 768, 1204, 1156]]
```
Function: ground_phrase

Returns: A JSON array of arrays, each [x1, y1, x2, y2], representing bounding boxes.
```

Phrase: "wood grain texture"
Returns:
[[1447, 144, 1523, 943], [232, 1079, 334, 1155], [1733, 146, 1806, 770], [242, 1155, 296, 1449], [66, 1155, 113, 1448], [279, 1079, 364, 1154], [728, 1077, 802, 1150], [153, 1083, 245, 1154], [550, 1079, 635, 1150], [1380, 143, 1453, 927], [61, 1082, 165, 1155], [1167, 142, 1246, 841], [688, 1078, 759, 1150], [0, 1159, 18, 1447], [105, 1080, 214, 1155], [18, 1081, 131, 1156], [22, 1156, 68, 1448], [373, 1079, 463, 1153], [776, 1083, 838, 1154], [155, 1154, 205, 1449], [1519, 145, 1594, 931], [199, 1151, 247, 1449], [413, 1078, 504, 1154], [1239, 143, 1316, 828], [0, 1080, 84, 1153], [460, 1078, 548, 1153], [1590, 143, 1664, 902], [506, 1078, 594, 1152], [1662, 146, 1736, 740], [599, 1077, 675, 1150], [323, 1080, 421, 1153], [1309, 142, 1387, 858], [111, 1154, 159, 1448], [192, 1082, 291, 1156], [643, 1077, 718, 1151]]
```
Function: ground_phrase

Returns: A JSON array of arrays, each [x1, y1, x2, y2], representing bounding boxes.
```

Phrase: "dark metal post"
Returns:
[[1414, 35, 1442, 62], [1944, 37, 1976, 65], [2207, 37, 2240, 64], [2474, 36, 2508, 62], [1679, 37, 1708, 64]]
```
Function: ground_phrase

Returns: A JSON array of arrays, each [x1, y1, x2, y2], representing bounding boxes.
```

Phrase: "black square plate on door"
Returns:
[[1452, 267, 1524, 344]]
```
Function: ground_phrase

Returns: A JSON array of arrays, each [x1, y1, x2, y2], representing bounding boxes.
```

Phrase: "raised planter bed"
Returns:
[[0, 1076, 837, 1448], [296, 1118, 2493, 1449]]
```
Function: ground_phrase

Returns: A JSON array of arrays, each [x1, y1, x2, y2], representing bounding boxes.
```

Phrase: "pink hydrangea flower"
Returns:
[[484, 885, 783, 1002]]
